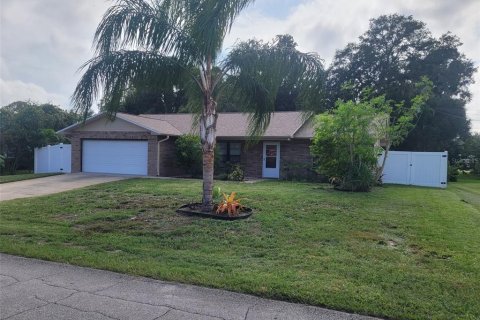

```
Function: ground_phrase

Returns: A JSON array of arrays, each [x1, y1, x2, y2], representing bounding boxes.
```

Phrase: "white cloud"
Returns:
[[1, 0, 479, 131], [0, 79, 67, 107], [226, 0, 480, 132], [469, 73, 480, 132], [0, 0, 109, 103]]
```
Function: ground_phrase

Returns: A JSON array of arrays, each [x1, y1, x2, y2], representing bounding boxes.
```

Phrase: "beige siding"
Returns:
[[76, 117, 147, 132], [293, 119, 314, 138]]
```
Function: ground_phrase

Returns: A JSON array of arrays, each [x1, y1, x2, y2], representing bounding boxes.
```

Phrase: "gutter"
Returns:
[[157, 136, 170, 176]]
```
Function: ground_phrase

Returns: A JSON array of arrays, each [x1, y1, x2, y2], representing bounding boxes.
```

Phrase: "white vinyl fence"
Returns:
[[34, 143, 71, 173], [378, 151, 448, 188]]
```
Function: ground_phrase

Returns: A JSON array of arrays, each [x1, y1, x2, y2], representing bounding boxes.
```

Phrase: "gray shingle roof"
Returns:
[[59, 112, 314, 139], [140, 112, 312, 138], [117, 113, 182, 136]]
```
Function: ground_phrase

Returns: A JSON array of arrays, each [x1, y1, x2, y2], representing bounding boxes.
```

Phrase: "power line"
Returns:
[[433, 109, 480, 121]]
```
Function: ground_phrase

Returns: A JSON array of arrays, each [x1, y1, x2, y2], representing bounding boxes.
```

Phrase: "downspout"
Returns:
[[157, 136, 170, 176]]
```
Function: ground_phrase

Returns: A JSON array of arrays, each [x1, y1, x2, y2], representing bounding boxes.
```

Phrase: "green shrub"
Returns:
[[175, 135, 222, 177], [227, 164, 244, 181], [341, 162, 377, 191], [213, 186, 222, 199], [215, 162, 245, 181], [0, 154, 4, 171], [448, 163, 460, 182], [310, 100, 380, 192], [175, 134, 203, 177], [474, 160, 480, 176]]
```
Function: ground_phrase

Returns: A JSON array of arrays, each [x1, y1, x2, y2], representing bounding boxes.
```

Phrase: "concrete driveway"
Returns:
[[0, 254, 379, 320], [0, 173, 129, 201]]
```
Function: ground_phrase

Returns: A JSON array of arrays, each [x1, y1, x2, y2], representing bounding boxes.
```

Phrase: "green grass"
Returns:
[[449, 175, 480, 211], [0, 178, 479, 319], [0, 173, 62, 184]]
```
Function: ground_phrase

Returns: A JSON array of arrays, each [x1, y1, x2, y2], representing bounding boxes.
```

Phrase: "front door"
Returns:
[[262, 142, 280, 178]]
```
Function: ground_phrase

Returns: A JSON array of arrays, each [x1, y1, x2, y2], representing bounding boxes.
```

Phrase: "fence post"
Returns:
[[441, 151, 448, 188], [408, 152, 413, 185], [47, 145, 51, 172], [59, 143, 64, 172], [34, 148, 38, 173]]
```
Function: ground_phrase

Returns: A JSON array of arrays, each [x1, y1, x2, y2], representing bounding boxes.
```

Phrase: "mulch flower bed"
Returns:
[[176, 203, 253, 220]]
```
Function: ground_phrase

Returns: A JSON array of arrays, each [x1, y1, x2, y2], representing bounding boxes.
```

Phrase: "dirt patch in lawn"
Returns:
[[73, 211, 195, 235], [407, 244, 452, 260], [113, 194, 185, 209], [69, 193, 197, 234]]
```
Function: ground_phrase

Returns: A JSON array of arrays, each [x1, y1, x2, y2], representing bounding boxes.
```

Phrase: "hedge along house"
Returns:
[[57, 112, 315, 179]]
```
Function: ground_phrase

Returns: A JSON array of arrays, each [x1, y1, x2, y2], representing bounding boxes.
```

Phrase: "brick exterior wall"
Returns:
[[239, 139, 313, 179], [158, 137, 185, 177], [279, 140, 315, 179], [68, 131, 312, 179], [240, 142, 262, 178], [68, 131, 158, 176]]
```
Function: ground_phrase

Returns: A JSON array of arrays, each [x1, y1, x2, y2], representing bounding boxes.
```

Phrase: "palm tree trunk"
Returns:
[[199, 55, 218, 211], [202, 148, 215, 210], [200, 98, 217, 211]]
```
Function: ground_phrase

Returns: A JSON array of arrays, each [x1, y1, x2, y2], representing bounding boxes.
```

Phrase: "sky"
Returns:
[[1, 0, 479, 132]]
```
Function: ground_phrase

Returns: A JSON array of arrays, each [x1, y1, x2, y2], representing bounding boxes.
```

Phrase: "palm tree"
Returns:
[[73, 0, 324, 211]]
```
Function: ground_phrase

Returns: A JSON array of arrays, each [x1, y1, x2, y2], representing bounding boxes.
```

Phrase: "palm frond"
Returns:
[[174, 0, 255, 61], [72, 50, 187, 118], [94, 0, 198, 63], [222, 36, 326, 136]]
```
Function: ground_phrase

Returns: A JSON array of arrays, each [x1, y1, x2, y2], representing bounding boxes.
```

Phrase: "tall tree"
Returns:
[[100, 85, 187, 114], [72, 0, 324, 210], [327, 14, 476, 152], [219, 35, 326, 113], [371, 77, 433, 181], [310, 99, 380, 192], [463, 133, 480, 174], [0, 101, 81, 172], [101, 34, 326, 115]]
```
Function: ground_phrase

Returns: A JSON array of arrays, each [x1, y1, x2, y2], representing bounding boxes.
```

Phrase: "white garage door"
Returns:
[[82, 140, 148, 175]]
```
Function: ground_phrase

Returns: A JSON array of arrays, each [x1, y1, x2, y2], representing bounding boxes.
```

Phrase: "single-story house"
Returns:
[[58, 112, 315, 179]]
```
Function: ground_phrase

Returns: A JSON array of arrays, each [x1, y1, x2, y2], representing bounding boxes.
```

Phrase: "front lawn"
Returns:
[[0, 178, 479, 319], [0, 173, 61, 184], [449, 175, 480, 211]]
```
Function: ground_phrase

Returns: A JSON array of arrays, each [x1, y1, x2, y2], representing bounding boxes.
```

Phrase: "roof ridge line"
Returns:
[[136, 114, 176, 122], [136, 113, 192, 133], [116, 113, 181, 135]]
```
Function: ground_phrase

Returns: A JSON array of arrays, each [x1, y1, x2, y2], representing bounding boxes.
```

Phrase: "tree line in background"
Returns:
[[0, 101, 83, 173], [0, 14, 478, 175], [99, 14, 477, 155]]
